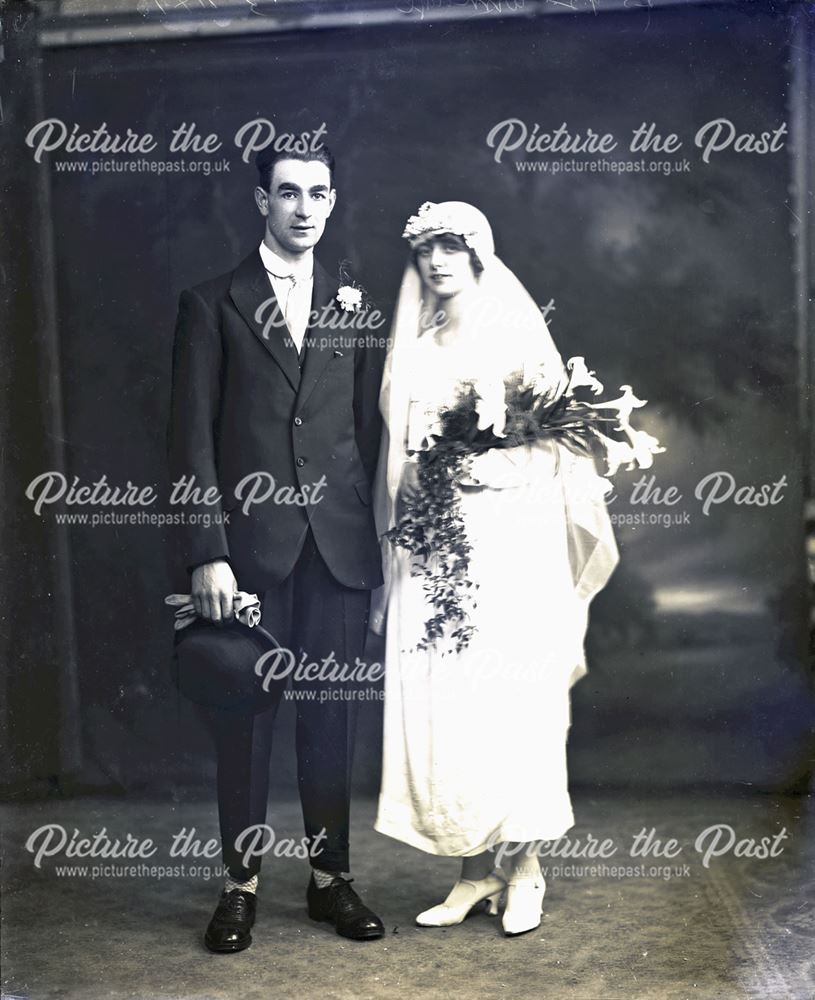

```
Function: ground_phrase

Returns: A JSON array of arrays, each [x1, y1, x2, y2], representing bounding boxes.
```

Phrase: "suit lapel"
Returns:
[[229, 250, 301, 393], [296, 261, 340, 413]]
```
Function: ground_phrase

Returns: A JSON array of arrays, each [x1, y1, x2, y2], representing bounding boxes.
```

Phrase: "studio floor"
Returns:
[[1, 792, 813, 1000]]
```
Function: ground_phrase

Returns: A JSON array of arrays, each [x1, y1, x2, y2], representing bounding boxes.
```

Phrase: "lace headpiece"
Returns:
[[402, 201, 496, 263]]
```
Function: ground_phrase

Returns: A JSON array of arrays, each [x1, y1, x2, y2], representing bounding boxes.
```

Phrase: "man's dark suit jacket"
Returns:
[[168, 248, 385, 593]]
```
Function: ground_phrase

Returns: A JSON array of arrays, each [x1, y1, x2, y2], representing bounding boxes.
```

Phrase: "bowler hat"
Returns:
[[170, 618, 283, 713]]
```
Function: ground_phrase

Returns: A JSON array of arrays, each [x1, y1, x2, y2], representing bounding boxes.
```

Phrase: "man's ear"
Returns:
[[326, 188, 337, 216], [254, 185, 269, 216]]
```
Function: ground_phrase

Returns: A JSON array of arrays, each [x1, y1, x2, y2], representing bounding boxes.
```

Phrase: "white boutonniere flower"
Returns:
[[336, 285, 363, 312]]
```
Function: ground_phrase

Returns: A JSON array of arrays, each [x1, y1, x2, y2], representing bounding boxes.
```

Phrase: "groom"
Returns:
[[168, 141, 386, 951]]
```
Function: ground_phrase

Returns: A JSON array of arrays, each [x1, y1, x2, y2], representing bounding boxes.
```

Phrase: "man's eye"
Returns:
[[281, 192, 296, 199]]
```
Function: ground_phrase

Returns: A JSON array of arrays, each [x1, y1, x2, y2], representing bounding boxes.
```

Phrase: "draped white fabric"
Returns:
[[372, 209, 620, 854]]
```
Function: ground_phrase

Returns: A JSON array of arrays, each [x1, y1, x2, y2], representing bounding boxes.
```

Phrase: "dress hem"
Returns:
[[373, 812, 575, 858]]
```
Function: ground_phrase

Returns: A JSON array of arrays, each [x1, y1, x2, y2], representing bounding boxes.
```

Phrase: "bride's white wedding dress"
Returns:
[[374, 328, 609, 856], [373, 201, 619, 858]]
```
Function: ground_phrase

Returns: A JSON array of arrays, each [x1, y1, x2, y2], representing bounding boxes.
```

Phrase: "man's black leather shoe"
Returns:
[[306, 875, 385, 940], [204, 889, 257, 953]]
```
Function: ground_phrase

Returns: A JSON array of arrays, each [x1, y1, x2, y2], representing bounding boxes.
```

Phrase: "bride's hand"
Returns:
[[458, 450, 513, 489], [456, 453, 489, 489], [459, 446, 540, 490]]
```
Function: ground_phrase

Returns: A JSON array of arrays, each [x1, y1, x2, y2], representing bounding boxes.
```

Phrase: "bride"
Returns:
[[371, 201, 620, 936]]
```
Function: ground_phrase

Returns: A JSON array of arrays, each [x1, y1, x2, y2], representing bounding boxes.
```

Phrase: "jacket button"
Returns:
[[294, 417, 303, 426], [296, 457, 305, 467]]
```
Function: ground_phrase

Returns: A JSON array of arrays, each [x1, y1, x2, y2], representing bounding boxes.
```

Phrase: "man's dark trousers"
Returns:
[[196, 527, 370, 880]]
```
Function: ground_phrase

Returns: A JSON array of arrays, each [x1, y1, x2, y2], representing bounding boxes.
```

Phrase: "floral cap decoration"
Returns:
[[402, 201, 496, 265]]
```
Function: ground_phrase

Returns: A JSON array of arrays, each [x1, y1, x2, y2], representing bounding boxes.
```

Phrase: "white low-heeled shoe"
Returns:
[[415, 871, 506, 927], [501, 874, 546, 937]]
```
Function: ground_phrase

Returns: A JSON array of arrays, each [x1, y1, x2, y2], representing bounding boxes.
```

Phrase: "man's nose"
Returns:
[[295, 200, 311, 218]]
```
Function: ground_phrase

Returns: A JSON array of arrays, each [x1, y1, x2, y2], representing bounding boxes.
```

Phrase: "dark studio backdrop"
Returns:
[[3, 1, 813, 801]]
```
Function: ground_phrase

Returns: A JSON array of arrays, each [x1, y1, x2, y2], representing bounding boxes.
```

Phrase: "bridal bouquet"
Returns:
[[385, 357, 664, 653]]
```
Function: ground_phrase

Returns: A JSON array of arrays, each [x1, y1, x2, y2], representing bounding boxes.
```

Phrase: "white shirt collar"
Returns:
[[259, 241, 314, 281]]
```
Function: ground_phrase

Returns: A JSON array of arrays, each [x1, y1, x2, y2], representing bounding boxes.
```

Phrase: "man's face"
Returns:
[[255, 158, 336, 256]]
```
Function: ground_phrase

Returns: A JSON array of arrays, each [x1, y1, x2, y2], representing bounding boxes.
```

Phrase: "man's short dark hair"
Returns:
[[256, 144, 335, 192]]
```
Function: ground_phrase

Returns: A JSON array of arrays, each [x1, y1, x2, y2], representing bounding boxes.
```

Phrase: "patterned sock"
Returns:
[[312, 868, 346, 889], [224, 872, 258, 895]]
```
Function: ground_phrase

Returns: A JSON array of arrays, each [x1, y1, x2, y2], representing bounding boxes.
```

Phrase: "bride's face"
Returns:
[[415, 234, 478, 300]]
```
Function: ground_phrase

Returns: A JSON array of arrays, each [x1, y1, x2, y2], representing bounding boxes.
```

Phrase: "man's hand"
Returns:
[[191, 559, 238, 624]]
